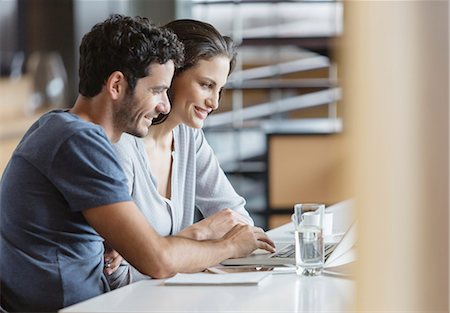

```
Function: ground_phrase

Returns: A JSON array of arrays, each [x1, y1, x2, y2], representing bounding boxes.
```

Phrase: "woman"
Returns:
[[106, 19, 258, 288]]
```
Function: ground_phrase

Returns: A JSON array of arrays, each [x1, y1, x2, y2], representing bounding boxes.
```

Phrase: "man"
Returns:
[[0, 15, 274, 312]]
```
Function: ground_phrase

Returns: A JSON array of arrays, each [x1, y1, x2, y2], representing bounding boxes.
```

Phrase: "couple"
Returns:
[[0, 14, 274, 312]]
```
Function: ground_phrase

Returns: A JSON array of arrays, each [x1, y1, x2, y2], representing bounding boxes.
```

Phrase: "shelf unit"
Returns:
[[192, 0, 343, 229]]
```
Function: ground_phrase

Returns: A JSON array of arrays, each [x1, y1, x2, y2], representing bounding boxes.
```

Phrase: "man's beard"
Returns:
[[113, 90, 146, 138]]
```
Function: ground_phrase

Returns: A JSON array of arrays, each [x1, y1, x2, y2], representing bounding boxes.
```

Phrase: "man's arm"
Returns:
[[83, 201, 274, 278]]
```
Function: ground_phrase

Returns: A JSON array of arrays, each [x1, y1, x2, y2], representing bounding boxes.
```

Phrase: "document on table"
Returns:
[[164, 272, 271, 286], [324, 221, 357, 268]]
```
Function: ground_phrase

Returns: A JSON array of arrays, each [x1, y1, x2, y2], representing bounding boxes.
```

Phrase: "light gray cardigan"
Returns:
[[107, 124, 253, 288]]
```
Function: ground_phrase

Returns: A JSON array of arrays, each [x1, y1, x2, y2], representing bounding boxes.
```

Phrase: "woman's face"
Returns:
[[169, 55, 230, 129]]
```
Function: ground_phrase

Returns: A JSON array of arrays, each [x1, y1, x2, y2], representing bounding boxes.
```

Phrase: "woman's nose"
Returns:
[[207, 93, 219, 110]]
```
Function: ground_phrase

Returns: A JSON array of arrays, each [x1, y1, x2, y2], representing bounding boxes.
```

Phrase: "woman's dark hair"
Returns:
[[78, 14, 184, 97], [152, 19, 237, 125]]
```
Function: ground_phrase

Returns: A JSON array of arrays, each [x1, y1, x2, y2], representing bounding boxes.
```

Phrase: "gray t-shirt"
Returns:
[[108, 125, 253, 288], [0, 110, 132, 312]]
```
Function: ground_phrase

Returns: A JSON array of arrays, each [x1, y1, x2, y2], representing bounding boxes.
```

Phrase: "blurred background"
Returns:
[[0, 1, 449, 310], [0, 0, 346, 230]]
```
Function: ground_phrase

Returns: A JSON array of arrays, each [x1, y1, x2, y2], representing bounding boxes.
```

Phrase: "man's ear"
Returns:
[[106, 71, 126, 100]]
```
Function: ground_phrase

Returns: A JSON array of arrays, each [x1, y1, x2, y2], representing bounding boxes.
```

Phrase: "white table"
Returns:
[[61, 268, 354, 312], [60, 202, 356, 312]]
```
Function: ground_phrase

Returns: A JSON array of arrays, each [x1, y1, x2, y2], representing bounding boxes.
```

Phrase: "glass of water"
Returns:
[[292, 203, 325, 276]]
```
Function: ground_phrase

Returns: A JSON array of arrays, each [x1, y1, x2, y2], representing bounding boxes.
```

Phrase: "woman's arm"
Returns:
[[176, 208, 250, 240], [194, 128, 254, 224], [174, 128, 255, 241]]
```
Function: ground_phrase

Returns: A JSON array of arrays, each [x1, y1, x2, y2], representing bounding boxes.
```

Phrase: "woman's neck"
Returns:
[[146, 117, 178, 149]]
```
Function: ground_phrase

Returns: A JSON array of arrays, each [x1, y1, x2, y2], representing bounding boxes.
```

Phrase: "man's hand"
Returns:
[[85, 202, 275, 278], [178, 208, 250, 240], [222, 224, 276, 259]]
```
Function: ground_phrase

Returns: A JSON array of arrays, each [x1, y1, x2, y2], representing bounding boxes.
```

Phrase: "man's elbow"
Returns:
[[149, 266, 176, 279], [142, 251, 177, 279], [150, 268, 175, 279]]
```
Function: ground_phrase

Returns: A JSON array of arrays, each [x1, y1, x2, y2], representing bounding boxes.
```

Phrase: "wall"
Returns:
[[267, 133, 351, 228], [344, 1, 449, 311]]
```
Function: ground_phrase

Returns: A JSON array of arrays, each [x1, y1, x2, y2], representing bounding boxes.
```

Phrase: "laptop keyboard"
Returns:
[[270, 244, 296, 258], [270, 243, 336, 260]]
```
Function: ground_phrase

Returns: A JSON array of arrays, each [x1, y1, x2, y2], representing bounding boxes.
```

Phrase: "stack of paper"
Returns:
[[325, 221, 357, 268], [164, 272, 271, 286]]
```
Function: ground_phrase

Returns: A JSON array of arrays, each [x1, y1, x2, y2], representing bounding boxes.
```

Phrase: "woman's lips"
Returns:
[[194, 106, 210, 120]]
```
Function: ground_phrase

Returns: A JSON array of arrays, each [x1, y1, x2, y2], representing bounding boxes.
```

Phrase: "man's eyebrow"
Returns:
[[150, 85, 170, 90]]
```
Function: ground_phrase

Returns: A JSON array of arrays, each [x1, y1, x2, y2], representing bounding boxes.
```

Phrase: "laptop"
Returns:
[[221, 221, 357, 267]]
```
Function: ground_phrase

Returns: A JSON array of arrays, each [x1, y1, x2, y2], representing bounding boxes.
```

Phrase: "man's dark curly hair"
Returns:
[[78, 14, 184, 97], [152, 19, 237, 125]]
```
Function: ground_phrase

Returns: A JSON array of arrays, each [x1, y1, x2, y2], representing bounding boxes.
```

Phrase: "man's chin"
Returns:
[[124, 128, 148, 138]]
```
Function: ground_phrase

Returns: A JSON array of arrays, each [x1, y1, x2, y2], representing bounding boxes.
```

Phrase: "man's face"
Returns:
[[114, 60, 175, 137]]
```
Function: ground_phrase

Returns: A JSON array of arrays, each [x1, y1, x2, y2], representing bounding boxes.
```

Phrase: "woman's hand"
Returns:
[[103, 246, 124, 275], [177, 208, 250, 240]]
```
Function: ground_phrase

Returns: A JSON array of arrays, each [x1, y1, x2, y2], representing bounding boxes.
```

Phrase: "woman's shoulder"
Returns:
[[177, 124, 207, 139], [178, 126, 208, 149], [176, 124, 196, 135], [174, 124, 203, 142], [115, 133, 140, 146], [113, 133, 143, 156]]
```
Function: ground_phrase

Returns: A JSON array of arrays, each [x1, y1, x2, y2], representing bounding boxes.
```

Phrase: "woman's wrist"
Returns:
[[177, 223, 210, 241]]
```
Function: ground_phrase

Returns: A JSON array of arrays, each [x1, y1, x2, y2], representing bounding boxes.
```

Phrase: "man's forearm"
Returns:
[[83, 202, 262, 279], [155, 236, 232, 276]]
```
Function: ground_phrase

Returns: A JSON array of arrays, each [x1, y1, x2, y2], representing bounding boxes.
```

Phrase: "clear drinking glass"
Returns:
[[292, 203, 325, 276]]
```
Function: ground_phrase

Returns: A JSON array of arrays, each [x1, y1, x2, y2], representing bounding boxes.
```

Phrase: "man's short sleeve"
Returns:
[[49, 129, 132, 212]]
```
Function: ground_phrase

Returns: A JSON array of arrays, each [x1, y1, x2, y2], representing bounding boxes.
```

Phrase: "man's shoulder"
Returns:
[[26, 110, 104, 145], [39, 110, 103, 134], [15, 110, 108, 164]]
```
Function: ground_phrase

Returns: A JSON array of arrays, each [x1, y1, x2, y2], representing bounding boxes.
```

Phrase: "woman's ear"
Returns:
[[106, 71, 126, 100]]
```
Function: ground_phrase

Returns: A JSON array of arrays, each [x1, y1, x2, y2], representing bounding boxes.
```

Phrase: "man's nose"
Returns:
[[157, 96, 171, 115]]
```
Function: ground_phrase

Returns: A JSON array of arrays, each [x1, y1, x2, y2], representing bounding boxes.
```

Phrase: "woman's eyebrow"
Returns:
[[200, 76, 217, 85]]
